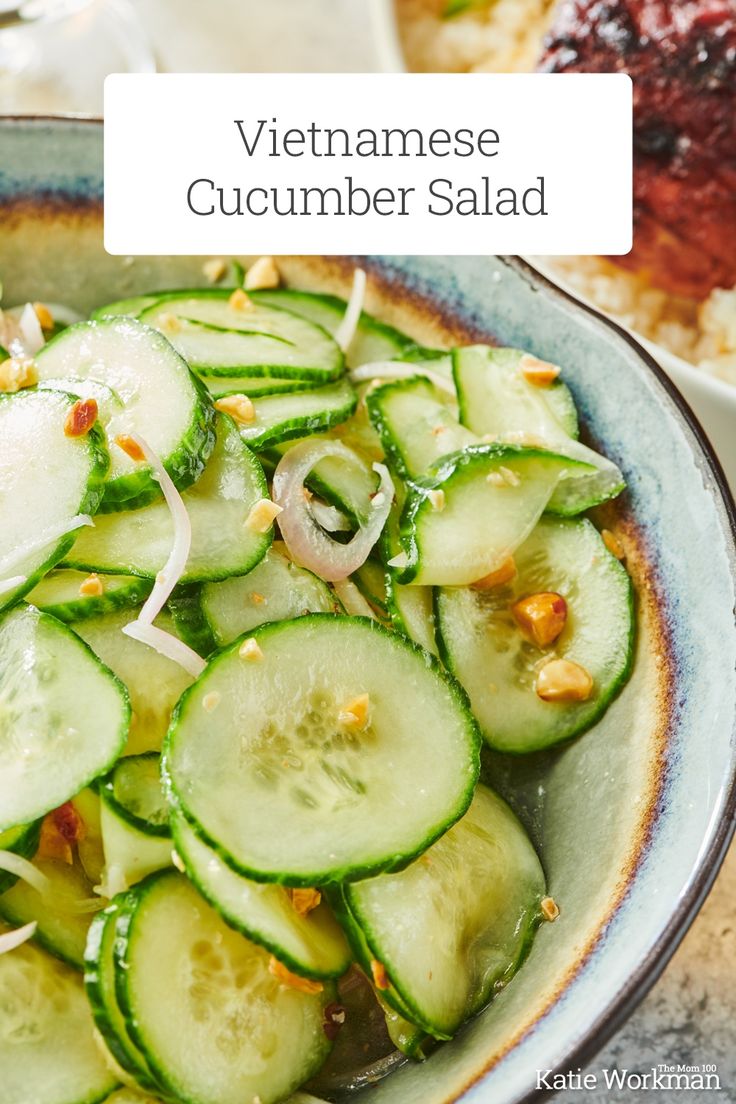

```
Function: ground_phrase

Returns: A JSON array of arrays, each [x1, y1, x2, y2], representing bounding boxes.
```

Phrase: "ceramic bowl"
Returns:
[[1, 117, 736, 1104]]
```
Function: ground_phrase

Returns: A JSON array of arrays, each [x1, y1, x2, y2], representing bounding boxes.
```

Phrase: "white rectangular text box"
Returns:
[[104, 73, 632, 256]]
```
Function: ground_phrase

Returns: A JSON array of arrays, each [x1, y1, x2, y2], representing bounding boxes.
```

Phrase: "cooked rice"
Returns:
[[395, 0, 736, 385], [395, 0, 555, 74], [541, 257, 736, 386]]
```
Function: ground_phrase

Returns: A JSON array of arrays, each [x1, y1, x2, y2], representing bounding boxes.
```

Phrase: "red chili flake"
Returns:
[[323, 1002, 347, 1040]]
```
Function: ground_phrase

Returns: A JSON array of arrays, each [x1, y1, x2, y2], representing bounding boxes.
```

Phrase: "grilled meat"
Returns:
[[539, 0, 736, 299]]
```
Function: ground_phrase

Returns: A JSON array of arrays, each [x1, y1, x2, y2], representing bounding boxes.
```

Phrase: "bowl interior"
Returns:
[[1, 118, 736, 1104]]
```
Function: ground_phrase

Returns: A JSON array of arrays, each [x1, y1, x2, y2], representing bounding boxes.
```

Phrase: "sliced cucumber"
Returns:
[[436, 516, 634, 753], [0, 856, 99, 969], [385, 576, 437, 656], [26, 569, 153, 623], [0, 820, 43, 894], [115, 871, 334, 1104], [250, 288, 415, 368], [164, 615, 480, 885], [139, 293, 343, 381], [204, 374, 324, 398], [99, 755, 169, 837], [100, 796, 172, 891], [0, 389, 109, 613], [379, 997, 430, 1060], [0, 927, 118, 1104], [171, 813, 351, 980], [453, 345, 578, 439], [73, 610, 194, 756], [85, 905, 162, 1093], [366, 376, 473, 479], [345, 784, 545, 1037], [201, 547, 337, 648], [453, 345, 624, 515], [233, 379, 357, 451], [395, 444, 593, 587], [0, 605, 129, 832], [35, 319, 216, 511], [166, 585, 217, 657], [103, 1092, 163, 1104], [352, 559, 389, 617], [65, 415, 271, 582], [91, 295, 160, 320]]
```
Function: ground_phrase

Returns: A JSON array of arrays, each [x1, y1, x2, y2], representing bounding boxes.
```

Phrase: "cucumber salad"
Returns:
[[0, 261, 634, 1104]]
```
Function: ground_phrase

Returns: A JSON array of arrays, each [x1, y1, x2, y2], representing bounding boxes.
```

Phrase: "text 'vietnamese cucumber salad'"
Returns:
[[0, 259, 633, 1104]]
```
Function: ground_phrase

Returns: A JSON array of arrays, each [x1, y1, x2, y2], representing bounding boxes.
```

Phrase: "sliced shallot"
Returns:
[[122, 620, 206, 679], [272, 440, 393, 581], [0, 850, 51, 896], [0, 921, 37, 956], [351, 360, 456, 396], [335, 269, 366, 353]]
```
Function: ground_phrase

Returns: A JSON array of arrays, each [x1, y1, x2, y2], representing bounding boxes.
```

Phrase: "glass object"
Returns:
[[0, 0, 154, 114]]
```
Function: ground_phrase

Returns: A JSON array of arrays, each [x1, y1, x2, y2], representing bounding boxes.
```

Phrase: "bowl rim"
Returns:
[[2, 114, 736, 1099]]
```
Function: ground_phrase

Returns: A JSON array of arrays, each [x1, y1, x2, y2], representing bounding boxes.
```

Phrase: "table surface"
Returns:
[[12, 0, 736, 1096]]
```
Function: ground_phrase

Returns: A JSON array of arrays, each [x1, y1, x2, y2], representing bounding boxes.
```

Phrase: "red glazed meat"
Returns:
[[538, 0, 736, 299]]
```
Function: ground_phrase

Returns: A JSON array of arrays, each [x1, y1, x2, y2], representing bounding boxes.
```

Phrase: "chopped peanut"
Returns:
[[472, 556, 517, 590], [202, 692, 221, 713], [541, 896, 560, 922], [602, 529, 625, 560], [38, 802, 86, 864], [64, 399, 98, 438], [486, 471, 507, 488], [215, 394, 256, 424], [338, 692, 370, 729], [512, 592, 567, 648], [431, 424, 447, 437], [536, 658, 593, 702], [33, 302, 54, 331], [269, 956, 323, 994], [250, 592, 265, 605], [228, 288, 254, 312], [427, 488, 445, 512], [0, 357, 37, 393], [202, 258, 226, 284], [498, 465, 521, 488], [245, 256, 280, 290], [239, 637, 264, 662], [519, 353, 561, 386], [115, 434, 146, 462], [289, 887, 322, 917], [158, 311, 181, 334], [370, 959, 390, 991], [79, 574, 104, 598], [245, 498, 283, 533]]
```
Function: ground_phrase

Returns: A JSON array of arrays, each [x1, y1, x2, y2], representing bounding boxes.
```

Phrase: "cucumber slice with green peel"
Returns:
[[366, 376, 473, 480], [0, 389, 109, 613], [379, 997, 430, 1060], [35, 320, 216, 512], [344, 784, 545, 1038], [171, 812, 351, 980], [164, 615, 480, 885], [385, 576, 437, 656], [91, 295, 159, 320], [166, 585, 217, 656], [103, 1092, 164, 1104], [139, 293, 343, 381], [453, 345, 624, 515], [201, 547, 337, 649], [436, 517, 634, 753], [0, 927, 118, 1104], [38, 376, 124, 411], [453, 345, 579, 440], [0, 605, 129, 832], [85, 905, 163, 1094], [250, 288, 416, 369], [73, 610, 194, 756], [397, 346, 453, 379], [65, 415, 271, 583], [0, 856, 100, 969], [0, 820, 43, 894], [113, 871, 335, 1104], [394, 444, 594, 587], [233, 379, 357, 451], [203, 374, 325, 398], [99, 795, 173, 891], [26, 570, 153, 623], [352, 559, 389, 616], [99, 755, 169, 838]]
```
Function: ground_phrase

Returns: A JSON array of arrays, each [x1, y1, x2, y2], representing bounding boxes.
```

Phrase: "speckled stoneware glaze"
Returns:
[[1, 117, 735, 1104]]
